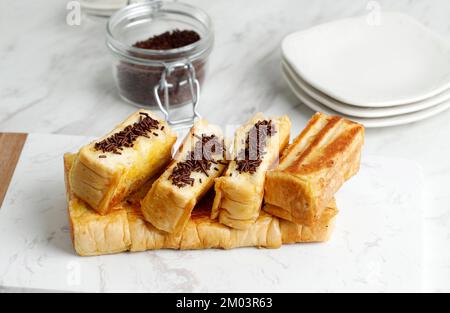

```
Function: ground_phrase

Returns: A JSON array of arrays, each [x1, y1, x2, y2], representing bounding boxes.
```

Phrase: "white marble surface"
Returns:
[[0, 134, 423, 292], [0, 0, 449, 292]]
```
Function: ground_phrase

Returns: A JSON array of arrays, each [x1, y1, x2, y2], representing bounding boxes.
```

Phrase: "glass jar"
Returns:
[[106, 1, 214, 126], [81, 0, 146, 17]]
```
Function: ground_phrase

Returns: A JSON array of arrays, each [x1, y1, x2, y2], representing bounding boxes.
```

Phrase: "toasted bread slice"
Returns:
[[64, 154, 336, 256], [278, 199, 338, 244], [211, 113, 291, 230], [264, 112, 364, 226], [128, 193, 283, 251], [64, 154, 131, 256], [128, 192, 337, 251], [141, 119, 228, 234], [69, 110, 177, 215]]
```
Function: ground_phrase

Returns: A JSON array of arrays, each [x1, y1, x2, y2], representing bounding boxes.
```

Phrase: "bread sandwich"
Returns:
[[69, 110, 177, 215], [264, 112, 364, 226], [141, 119, 228, 234], [211, 113, 291, 229], [64, 154, 336, 256], [65, 153, 131, 256]]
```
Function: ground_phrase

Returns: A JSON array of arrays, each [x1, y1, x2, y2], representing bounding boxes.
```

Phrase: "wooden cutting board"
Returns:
[[0, 133, 28, 208]]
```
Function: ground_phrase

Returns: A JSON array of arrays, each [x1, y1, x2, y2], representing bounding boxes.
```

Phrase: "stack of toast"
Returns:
[[64, 110, 364, 256]]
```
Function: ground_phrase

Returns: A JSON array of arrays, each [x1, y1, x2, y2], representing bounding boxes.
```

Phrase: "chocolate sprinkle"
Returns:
[[133, 30, 201, 50], [169, 134, 225, 188], [235, 120, 277, 174], [94, 113, 160, 155]]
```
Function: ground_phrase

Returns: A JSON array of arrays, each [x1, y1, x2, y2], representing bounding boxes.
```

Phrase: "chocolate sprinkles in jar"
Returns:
[[107, 1, 214, 127]]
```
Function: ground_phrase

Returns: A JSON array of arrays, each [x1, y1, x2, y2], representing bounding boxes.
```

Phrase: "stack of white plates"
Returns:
[[282, 13, 450, 128]]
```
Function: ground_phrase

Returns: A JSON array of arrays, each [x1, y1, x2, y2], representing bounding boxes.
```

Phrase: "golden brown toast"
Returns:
[[278, 200, 338, 244], [69, 110, 177, 215], [64, 153, 131, 256], [129, 192, 283, 251], [264, 112, 364, 226], [141, 119, 228, 234], [212, 113, 291, 230], [64, 154, 337, 256]]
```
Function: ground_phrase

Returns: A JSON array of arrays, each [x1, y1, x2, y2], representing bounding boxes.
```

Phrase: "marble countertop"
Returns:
[[0, 0, 449, 292]]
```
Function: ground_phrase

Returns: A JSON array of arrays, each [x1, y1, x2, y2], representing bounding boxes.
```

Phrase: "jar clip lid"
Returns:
[[154, 62, 201, 129]]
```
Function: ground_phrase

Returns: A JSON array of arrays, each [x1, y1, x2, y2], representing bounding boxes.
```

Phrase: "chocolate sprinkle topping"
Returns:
[[133, 30, 201, 50], [94, 112, 160, 155], [169, 134, 224, 188], [235, 120, 277, 174]]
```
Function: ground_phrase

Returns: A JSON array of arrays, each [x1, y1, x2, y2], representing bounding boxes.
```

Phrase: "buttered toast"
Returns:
[[141, 119, 228, 234], [212, 113, 291, 230], [69, 110, 177, 215], [64, 153, 337, 256], [264, 112, 364, 226]]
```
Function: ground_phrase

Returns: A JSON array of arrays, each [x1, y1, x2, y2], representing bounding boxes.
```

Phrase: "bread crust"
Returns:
[[212, 114, 291, 230], [64, 154, 337, 256], [69, 110, 177, 215], [264, 113, 363, 226], [65, 154, 131, 256], [141, 119, 227, 234], [278, 199, 338, 243]]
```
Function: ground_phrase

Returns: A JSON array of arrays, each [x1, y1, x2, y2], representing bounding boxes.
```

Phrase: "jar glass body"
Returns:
[[107, 1, 213, 108], [81, 0, 146, 17]]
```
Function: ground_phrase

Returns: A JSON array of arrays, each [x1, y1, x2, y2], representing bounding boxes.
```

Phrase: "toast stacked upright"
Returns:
[[141, 119, 228, 234], [212, 113, 291, 230], [65, 111, 363, 256], [69, 110, 177, 215], [64, 153, 338, 256], [264, 112, 364, 226]]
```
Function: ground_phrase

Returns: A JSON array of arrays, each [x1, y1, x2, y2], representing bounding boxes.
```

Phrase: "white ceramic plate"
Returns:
[[282, 65, 450, 128], [282, 12, 450, 107], [282, 58, 450, 118]]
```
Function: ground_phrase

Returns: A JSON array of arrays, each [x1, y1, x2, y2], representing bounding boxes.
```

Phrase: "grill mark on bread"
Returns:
[[283, 115, 362, 175], [323, 126, 361, 157], [279, 113, 321, 165], [288, 116, 341, 169], [306, 123, 362, 175]]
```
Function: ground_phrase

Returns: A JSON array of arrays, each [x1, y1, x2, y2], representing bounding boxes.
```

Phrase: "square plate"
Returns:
[[282, 57, 450, 118], [282, 63, 450, 127], [282, 13, 450, 107]]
